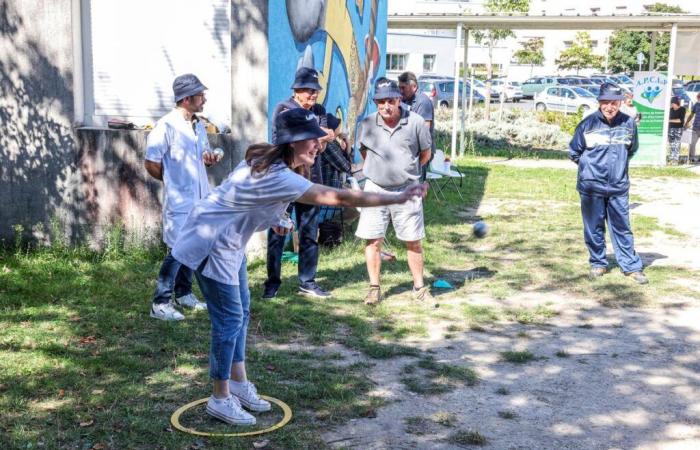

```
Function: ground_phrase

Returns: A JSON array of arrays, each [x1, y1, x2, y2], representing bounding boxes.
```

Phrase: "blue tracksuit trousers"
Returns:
[[580, 193, 643, 273]]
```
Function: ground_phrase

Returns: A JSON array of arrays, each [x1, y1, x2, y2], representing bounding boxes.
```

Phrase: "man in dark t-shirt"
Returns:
[[668, 96, 686, 164], [684, 92, 700, 163], [399, 71, 435, 179]]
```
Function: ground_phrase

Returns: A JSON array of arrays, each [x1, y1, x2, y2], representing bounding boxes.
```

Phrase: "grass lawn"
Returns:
[[1, 157, 698, 449]]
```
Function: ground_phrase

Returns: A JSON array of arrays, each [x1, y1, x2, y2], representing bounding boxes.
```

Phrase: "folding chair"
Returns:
[[428, 149, 464, 201], [425, 171, 446, 201]]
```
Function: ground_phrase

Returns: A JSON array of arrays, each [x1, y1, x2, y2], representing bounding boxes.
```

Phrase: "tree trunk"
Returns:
[[485, 36, 493, 121]]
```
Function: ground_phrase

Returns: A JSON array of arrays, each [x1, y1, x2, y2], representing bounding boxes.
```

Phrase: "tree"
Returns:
[[607, 3, 685, 73], [472, 0, 530, 119], [555, 32, 604, 74], [512, 37, 544, 76]]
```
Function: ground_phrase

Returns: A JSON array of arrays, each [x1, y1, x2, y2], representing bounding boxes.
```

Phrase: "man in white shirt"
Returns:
[[144, 74, 221, 320]]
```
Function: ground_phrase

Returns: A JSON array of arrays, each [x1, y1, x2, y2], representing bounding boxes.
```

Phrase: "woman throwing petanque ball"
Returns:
[[171, 108, 427, 426]]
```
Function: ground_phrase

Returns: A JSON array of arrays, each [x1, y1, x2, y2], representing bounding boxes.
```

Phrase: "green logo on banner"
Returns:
[[641, 85, 662, 104]]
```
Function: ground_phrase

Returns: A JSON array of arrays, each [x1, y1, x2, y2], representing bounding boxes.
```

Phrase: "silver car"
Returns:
[[535, 86, 598, 114], [486, 79, 524, 102]]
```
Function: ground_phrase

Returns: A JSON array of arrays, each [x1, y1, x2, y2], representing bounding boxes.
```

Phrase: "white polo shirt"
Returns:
[[172, 160, 313, 285], [145, 109, 211, 247]]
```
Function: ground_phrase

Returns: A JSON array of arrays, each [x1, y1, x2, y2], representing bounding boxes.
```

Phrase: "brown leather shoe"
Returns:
[[588, 267, 607, 279], [364, 286, 383, 306], [626, 271, 649, 285]]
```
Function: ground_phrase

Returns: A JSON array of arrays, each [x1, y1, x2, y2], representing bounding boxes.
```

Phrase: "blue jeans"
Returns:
[[195, 258, 250, 380], [265, 202, 319, 290], [580, 193, 643, 273], [152, 250, 194, 305]]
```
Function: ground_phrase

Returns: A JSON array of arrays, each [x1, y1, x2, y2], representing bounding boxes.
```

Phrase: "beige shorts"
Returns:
[[355, 179, 425, 242]]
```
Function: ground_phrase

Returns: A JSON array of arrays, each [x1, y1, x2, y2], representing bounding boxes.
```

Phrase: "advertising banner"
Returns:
[[631, 72, 669, 165]]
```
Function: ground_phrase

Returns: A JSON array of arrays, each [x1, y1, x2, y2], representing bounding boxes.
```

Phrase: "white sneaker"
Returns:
[[150, 302, 184, 321], [229, 380, 272, 412], [206, 395, 256, 425], [175, 293, 207, 310]]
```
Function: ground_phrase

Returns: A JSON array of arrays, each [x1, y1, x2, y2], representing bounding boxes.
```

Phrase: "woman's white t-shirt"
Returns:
[[172, 160, 312, 285]]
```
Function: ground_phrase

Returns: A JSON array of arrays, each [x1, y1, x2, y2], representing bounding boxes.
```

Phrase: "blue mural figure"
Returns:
[[268, 0, 387, 147]]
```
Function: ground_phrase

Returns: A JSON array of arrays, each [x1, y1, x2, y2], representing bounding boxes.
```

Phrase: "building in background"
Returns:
[[387, 0, 700, 81]]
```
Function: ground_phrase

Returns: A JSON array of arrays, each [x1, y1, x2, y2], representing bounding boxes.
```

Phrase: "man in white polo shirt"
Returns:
[[355, 78, 433, 306], [144, 73, 221, 320]]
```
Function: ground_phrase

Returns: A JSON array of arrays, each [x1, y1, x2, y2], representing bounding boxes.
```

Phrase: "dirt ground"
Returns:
[[321, 163, 700, 450]]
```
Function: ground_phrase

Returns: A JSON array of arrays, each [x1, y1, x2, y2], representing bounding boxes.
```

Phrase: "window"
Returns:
[[423, 54, 436, 73], [547, 87, 558, 96], [564, 41, 573, 48], [81, 0, 231, 127], [386, 53, 407, 71], [590, 7, 600, 13], [616, 6, 627, 11]]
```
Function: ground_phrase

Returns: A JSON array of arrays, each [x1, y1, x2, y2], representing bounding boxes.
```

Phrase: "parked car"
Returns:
[[581, 84, 601, 97], [672, 86, 691, 107], [521, 76, 554, 98], [685, 82, 700, 106], [418, 79, 484, 109], [487, 78, 524, 102], [468, 79, 502, 101], [534, 86, 598, 114], [418, 74, 453, 81]]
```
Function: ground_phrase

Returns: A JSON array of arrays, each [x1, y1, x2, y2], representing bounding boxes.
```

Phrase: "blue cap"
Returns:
[[373, 78, 401, 100], [291, 67, 323, 91], [173, 74, 207, 102], [275, 108, 328, 145], [325, 113, 341, 131], [597, 83, 625, 101]]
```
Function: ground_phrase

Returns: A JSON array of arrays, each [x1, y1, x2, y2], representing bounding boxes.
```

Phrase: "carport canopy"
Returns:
[[388, 13, 700, 161]]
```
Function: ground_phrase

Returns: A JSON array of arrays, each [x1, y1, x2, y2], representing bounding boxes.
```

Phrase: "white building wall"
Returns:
[[387, 0, 700, 83]]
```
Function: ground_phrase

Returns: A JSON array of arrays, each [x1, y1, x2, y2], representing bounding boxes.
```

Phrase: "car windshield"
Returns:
[[573, 87, 595, 97], [616, 74, 633, 83], [556, 78, 571, 84], [510, 81, 521, 86], [672, 87, 686, 96], [472, 79, 486, 88]]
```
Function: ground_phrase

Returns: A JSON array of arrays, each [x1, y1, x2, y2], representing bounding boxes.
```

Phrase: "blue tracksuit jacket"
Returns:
[[568, 109, 638, 197]]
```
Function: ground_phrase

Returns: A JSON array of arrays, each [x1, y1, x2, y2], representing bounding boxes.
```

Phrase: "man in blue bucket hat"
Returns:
[[263, 67, 336, 300], [569, 83, 648, 284]]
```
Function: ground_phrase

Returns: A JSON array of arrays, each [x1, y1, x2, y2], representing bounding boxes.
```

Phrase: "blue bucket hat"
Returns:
[[325, 113, 341, 131], [597, 83, 625, 101], [373, 77, 401, 100], [173, 74, 207, 102], [291, 67, 323, 91], [275, 108, 328, 145]]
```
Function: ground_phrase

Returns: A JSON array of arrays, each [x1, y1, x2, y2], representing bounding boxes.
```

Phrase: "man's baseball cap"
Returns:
[[275, 108, 328, 145], [325, 113, 341, 131], [173, 74, 207, 102], [373, 77, 401, 100], [291, 67, 323, 91], [597, 83, 625, 101]]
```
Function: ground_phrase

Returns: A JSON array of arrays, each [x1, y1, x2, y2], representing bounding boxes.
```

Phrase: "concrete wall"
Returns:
[[0, 0, 269, 248]]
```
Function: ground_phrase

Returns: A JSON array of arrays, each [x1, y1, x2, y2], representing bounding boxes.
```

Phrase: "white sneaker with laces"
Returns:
[[229, 380, 272, 412], [150, 302, 184, 321], [206, 395, 256, 425], [175, 293, 207, 310]]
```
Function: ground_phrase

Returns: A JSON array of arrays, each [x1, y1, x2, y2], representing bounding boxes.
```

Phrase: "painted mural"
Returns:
[[268, 0, 388, 145]]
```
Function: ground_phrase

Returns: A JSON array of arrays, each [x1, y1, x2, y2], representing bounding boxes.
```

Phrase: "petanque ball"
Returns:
[[473, 221, 488, 239]]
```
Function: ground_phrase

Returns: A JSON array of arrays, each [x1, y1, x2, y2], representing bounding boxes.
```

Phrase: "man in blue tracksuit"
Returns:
[[569, 83, 648, 284]]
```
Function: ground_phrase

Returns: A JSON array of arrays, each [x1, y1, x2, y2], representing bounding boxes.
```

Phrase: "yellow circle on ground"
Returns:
[[170, 395, 293, 437]]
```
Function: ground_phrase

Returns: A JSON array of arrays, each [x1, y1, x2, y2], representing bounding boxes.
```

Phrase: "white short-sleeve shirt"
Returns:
[[172, 160, 313, 285], [145, 109, 211, 247]]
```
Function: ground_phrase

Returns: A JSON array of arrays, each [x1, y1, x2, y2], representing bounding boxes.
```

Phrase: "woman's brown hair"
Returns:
[[245, 143, 308, 178]]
